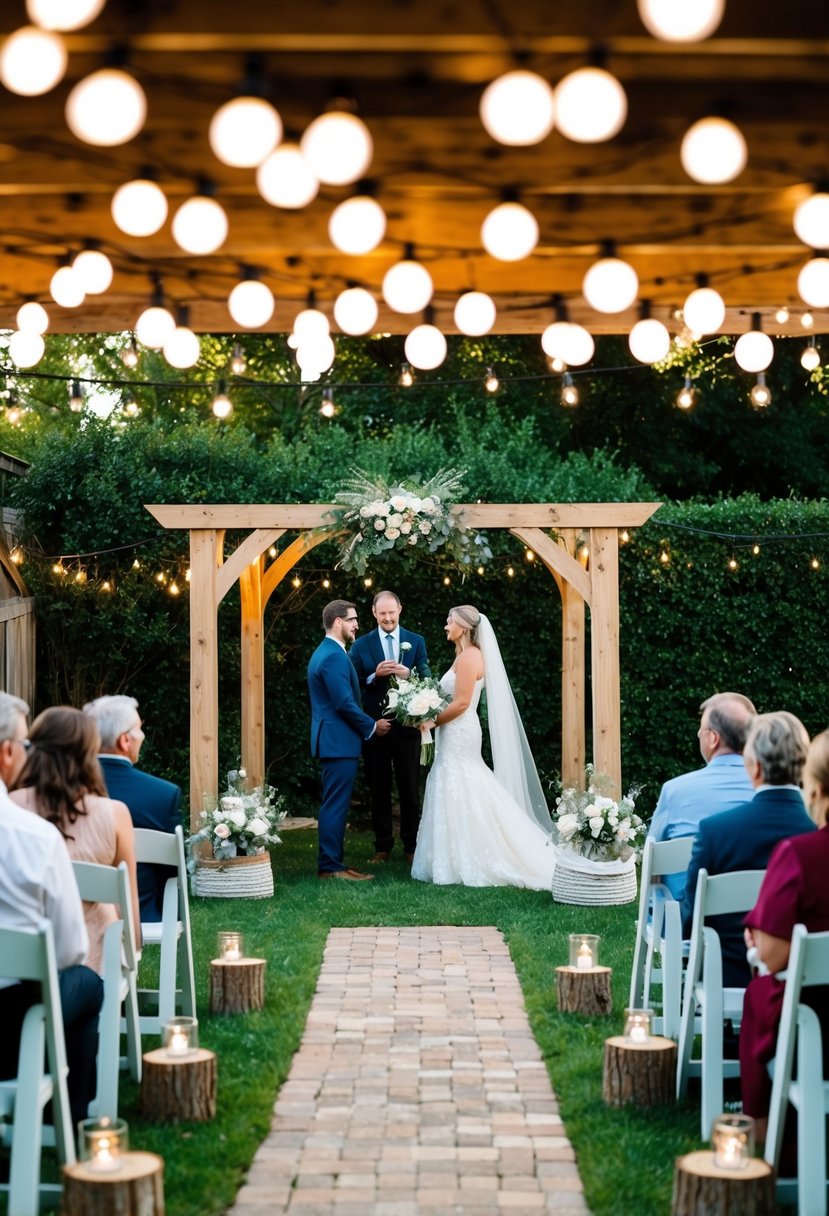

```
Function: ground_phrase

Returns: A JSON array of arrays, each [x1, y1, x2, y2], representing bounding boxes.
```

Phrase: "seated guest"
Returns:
[[83, 694, 181, 922], [681, 711, 815, 987], [10, 706, 140, 975], [741, 727, 829, 1154], [0, 692, 103, 1127]]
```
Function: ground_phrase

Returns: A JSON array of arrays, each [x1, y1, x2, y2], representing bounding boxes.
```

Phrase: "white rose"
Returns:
[[396, 680, 413, 693], [408, 535, 418, 545], [607, 811, 619, 827], [374, 517, 386, 531], [359, 505, 372, 518], [247, 816, 269, 836], [616, 824, 631, 842], [589, 816, 604, 838], [400, 521, 412, 534], [583, 803, 597, 818], [407, 692, 431, 716], [400, 642, 412, 653], [386, 527, 400, 540], [407, 496, 422, 512], [387, 513, 403, 528], [419, 520, 432, 534], [424, 690, 444, 709], [594, 795, 615, 810], [221, 796, 244, 813], [556, 813, 579, 840], [420, 496, 437, 514], [229, 809, 247, 828], [214, 823, 231, 839], [390, 495, 407, 512]]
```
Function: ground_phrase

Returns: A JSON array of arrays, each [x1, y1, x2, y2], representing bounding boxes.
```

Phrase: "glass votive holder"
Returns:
[[569, 933, 600, 970], [623, 1008, 654, 1044], [712, 1113, 755, 1170], [78, 1116, 128, 1173], [217, 930, 244, 962], [163, 1015, 199, 1059]]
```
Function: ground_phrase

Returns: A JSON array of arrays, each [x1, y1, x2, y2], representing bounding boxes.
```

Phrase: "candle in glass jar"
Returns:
[[712, 1114, 754, 1170], [80, 1117, 127, 1173], [164, 1015, 198, 1059], [168, 1028, 189, 1056], [218, 931, 244, 962], [576, 943, 593, 970], [624, 1008, 653, 1044]]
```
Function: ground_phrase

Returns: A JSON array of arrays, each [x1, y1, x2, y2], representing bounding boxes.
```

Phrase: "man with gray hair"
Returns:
[[648, 691, 757, 901], [83, 694, 181, 922]]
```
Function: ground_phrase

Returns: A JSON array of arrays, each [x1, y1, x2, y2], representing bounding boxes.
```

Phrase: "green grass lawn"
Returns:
[[111, 831, 705, 1215]]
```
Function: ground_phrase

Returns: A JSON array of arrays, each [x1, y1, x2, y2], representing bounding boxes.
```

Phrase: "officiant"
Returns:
[[349, 590, 431, 863]]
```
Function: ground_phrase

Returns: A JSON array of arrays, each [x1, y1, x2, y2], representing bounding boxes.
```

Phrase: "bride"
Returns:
[[411, 604, 556, 888]]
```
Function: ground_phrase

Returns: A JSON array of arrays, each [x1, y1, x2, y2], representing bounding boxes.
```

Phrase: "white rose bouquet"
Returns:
[[385, 672, 451, 765], [551, 766, 644, 861], [188, 768, 286, 861]]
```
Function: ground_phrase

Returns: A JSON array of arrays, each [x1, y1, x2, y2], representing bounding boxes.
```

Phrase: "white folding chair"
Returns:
[[629, 835, 695, 1039], [0, 921, 76, 1216], [132, 825, 196, 1033], [72, 860, 142, 1113], [764, 924, 829, 1214], [676, 867, 766, 1138]]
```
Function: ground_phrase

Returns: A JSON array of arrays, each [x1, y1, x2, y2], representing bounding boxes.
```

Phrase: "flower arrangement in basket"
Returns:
[[552, 766, 644, 862], [188, 768, 286, 864], [385, 673, 451, 765], [327, 467, 491, 575]]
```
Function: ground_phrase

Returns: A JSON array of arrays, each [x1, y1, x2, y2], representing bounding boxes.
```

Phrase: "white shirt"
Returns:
[[0, 778, 88, 985]]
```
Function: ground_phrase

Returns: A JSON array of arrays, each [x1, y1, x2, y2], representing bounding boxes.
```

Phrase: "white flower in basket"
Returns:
[[549, 767, 644, 906], [188, 768, 286, 866]]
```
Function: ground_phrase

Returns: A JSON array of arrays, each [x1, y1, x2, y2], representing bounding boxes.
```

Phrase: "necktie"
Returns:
[[385, 633, 395, 662]]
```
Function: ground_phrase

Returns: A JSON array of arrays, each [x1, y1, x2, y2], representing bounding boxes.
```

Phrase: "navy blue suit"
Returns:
[[681, 787, 816, 986], [98, 755, 181, 923], [349, 627, 431, 854], [308, 636, 376, 873]]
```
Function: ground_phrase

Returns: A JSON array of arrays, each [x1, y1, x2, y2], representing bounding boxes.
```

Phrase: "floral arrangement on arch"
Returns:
[[188, 768, 286, 862], [552, 766, 644, 862], [327, 467, 491, 575]]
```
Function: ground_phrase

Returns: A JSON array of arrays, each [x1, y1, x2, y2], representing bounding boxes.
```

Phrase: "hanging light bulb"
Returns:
[[583, 252, 638, 313], [300, 108, 373, 186], [256, 143, 319, 209], [480, 201, 538, 261], [209, 96, 282, 169], [65, 67, 147, 146], [680, 117, 747, 184], [122, 390, 140, 417], [26, 0, 107, 30], [801, 343, 821, 371], [296, 335, 336, 379], [163, 307, 201, 369], [333, 286, 378, 336], [228, 275, 274, 329], [636, 0, 724, 42], [541, 321, 595, 367], [484, 367, 500, 394], [0, 25, 67, 95], [454, 291, 496, 336], [212, 379, 233, 419], [675, 376, 697, 410], [172, 189, 228, 255], [749, 372, 772, 408], [547, 354, 567, 373], [775, 305, 790, 324], [112, 177, 168, 237], [628, 313, 671, 364], [328, 193, 386, 255], [682, 280, 726, 334], [6, 396, 23, 426], [797, 257, 829, 308], [802, 311, 815, 329], [554, 67, 627, 143], [135, 284, 175, 350], [561, 372, 580, 406], [8, 330, 45, 368], [398, 362, 415, 387], [319, 388, 336, 418], [16, 301, 49, 334], [71, 248, 113, 295], [50, 264, 85, 308], [479, 70, 555, 146], [230, 342, 247, 375], [69, 379, 84, 412], [293, 297, 330, 344], [382, 252, 433, 313], [120, 338, 139, 368], [793, 191, 829, 249], [734, 314, 774, 372], [404, 320, 447, 370]]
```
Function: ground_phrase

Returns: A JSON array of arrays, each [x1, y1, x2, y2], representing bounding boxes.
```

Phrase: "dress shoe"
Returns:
[[318, 868, 374, 881], [368, 851, 390, 863]]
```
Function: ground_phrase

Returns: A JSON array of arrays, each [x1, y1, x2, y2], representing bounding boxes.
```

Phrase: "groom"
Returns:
[[308, 600, 390, 880], [349, 589, 431, 863]]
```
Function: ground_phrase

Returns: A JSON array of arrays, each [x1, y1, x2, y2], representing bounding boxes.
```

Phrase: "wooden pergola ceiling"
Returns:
[[1, 0, 828, 335]]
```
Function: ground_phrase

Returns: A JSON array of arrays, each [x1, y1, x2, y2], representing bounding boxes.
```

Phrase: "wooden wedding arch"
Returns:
[[145, 502, 660, 826]]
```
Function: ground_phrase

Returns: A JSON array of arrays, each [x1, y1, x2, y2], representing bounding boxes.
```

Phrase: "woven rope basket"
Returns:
[[551, 854, 637, 906], [192, 852, 274, 899]]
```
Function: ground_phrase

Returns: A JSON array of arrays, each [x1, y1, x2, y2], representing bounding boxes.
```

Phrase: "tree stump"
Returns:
[[672, 1151, 776, 1216], [140, 1048, 217, 1123], [555, 965, 613, 1015], [602, 1034, 677, 1107], [61, 1152, 164, 1216], [209, 957, 266, 1014]]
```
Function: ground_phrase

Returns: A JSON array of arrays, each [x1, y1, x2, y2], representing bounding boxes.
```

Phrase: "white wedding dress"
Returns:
[[411, 669, 557, 889]]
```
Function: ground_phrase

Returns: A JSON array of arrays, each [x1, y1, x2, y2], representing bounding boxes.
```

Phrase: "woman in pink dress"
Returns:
[[10, 706, 140, 975], [741, 727, 829, 1154]]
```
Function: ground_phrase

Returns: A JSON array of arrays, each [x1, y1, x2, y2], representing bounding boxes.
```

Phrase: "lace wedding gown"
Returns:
[[411, 669, 556, 888]]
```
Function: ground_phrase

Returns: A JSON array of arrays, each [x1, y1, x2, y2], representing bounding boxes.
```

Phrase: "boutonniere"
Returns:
[[400, 642, 412, 654]]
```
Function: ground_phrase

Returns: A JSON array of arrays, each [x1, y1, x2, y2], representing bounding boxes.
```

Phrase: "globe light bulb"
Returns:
[[212, 382, 233, 419], [328, 196, 386, 254], [734, 329, 774, 373], [50, 265, 85, 308], [398, 362, 414, 387], [682, 285, 726, 333], [8, 329, 45, 367], [230, 342, 247, 376], [561, 372, 580, 406], [680, 117, 747, 184], [256, 143, 319, 209], [209, 96, 282, 168], [802, 311, 815, 329], [333, 287, 378, 335], [481, 202, 539, 261], [801, 343, 821, 371], [72, 249, 113, 295], [228, 278, 274, 328], [479, 70, 555, 146], [16, 301, 49, 334], [555, 68, 628, 143], [171, 195, 228, 255], [793, 192, 829, 249], [484, 367, 500, 394], [300, 111, 373, 186], [454, 291, 496, 336], [676, 376, 697, 409], [296, 335, 336, 376], [163, 325, 201, 369], [26, 0, 107, 30], [404, 324, 447, 370], [583, 257, 639, 313], [120, 341, 139, 368], [797, 257, 829, 308], [540, 322, 595, 366], [775, 305, 790, 324], [636, 0, 724, 42], [628, 317, 671, 364], [111, 179, 168, 237], [0, 25, 67, 95], [135, 304, 175, 350], [382, 259, 434, 313], [319, 389, 336, 418], [750, 373, 772, 408], [65, 68, 147, 147], [293, 308, 330, 344]]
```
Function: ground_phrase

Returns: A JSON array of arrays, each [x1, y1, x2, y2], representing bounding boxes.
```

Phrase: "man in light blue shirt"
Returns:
[[648, 691, 757, 901]]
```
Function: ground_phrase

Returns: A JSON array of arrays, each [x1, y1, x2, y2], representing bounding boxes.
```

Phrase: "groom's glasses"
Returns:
[[343, 615, 359, 624]]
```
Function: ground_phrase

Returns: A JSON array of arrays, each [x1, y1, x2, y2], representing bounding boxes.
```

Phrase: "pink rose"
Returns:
[[214, 823, 231, 839]]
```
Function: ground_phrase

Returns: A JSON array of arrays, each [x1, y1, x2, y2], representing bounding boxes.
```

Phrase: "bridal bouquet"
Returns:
[[386, 673, 451, 765], [188, 768, 286, 861], [552, 766, 644, 862]]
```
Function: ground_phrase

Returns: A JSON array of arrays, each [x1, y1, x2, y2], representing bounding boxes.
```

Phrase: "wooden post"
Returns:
[[602, 1035, 676, 1107], [589, 526, 621, 794], [61, 1152, 164, 1216], [140, 1048, 217, 1123], [239, 559, 265, 788], [555, 965, 612, 1015], [189, 529, 223, 827], [559, 527, 586, 789], [672, 1152, 775, 1216], [210, 957, 266, 1014]]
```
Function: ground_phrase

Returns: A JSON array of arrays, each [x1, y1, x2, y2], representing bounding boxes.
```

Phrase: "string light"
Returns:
[[0, 25, 67, 96], [230, 342, 247, 376], [734, 313, 774, 372], [132, 558, 141, 570], [257, 143, 319, 209], [398, 363, 414, 387], [682, 278, 726, 334], [120, 338, 139, 368], [122, 389, 140, 417], [578, 544, 590, 567], [163, 307, 201, 369], [334, 286, 378, 336], [319, 388, 336, 418], [69, 379, 84, 412], [8, 330, 45, 368], [16, 301, 49, 334], [507, 566, 515, 577], [212, 379, 233, 419], [101, 580, 112, 592], [680, 117, 747, 184], [561, 372, 579, 406], [554, 67, 627, 144], [155, 571, 166, 584], [382, 251, 433, 313], [775, 306, 790, 324], [66, 66, 147, 147], [797, 256, 829, 308], [52, 561, 66, 575], [620, 530, 630, 544], [481, 200, 539, 262], [752, 543, 760, 556], [659, 550, 670, 564], [454, 291, 496, 337], [27, 0, 107, 32], [793, 191, 829, 249], [112, 177, 168, 238], [476, 565, 485, 575], [525, 549, 535, 562], [168, 581, 180, 596], [209, 93, 282, 169], [328, 192, 386, 255], [404, 320, 447, 371], [479, 70, 556, 146], [72, 248, 113, 295], [443, 575, 451, 586], [268, 546, 277, 558], [484, 367, 500, 394], [811, 557, 821, 570], [228, 274, 275, 329], [637, 0, 724, 42], [171, 188, 228, 256], [749, 372, 772, 408], [582, 251, 639, 314], [727, 556, 738, 571], [10, 546, 23, 564], [363, 576, 373, 588], [50, 264, 84, 309], [676, 375, 697, 410], [300, 108, 373, 186], [322, 577, 330, 589], [802, 311, 815, 329], [801, 343, 821, 371]]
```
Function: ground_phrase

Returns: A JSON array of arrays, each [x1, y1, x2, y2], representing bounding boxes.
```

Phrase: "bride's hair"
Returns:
[[450, 604, 481, 645]]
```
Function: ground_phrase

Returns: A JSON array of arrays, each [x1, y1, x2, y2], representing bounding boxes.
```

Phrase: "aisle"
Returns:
[[229, 925, 590, 1215]]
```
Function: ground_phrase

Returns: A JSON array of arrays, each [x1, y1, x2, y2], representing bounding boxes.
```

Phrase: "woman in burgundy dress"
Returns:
[[741, 727, 829, 1152]]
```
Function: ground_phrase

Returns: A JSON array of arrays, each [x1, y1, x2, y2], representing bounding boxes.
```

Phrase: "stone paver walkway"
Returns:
[[230, 926, 590, 1216]]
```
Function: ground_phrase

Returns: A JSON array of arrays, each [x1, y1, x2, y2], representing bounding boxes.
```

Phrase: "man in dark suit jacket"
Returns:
[[681, 710, 816, 987], [308, 599, 390, 880], [348, 590, 431, 863], [83, 694, 181, 923]]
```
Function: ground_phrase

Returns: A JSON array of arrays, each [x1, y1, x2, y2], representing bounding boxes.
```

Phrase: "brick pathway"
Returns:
[[229, 926, 590, 1216]]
